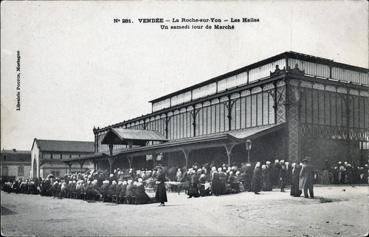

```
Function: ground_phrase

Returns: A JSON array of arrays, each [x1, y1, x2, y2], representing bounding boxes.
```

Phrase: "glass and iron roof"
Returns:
[[96, 51, 368, 133], [150, 51, 368, 112]]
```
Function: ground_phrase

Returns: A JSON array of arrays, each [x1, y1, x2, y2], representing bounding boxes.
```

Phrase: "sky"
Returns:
[[1, 1, 368, 150]]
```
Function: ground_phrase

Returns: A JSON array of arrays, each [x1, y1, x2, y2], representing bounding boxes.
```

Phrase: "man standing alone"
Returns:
[[299, 158, 314, 199]]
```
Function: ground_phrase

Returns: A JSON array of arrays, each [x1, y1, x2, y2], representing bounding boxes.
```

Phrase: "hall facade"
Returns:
[[72, 52, 369, 171]]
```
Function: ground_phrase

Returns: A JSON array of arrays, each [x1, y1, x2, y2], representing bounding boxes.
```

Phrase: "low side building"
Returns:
[[0, 149, 31, 181], [31, 139, 95, 178]]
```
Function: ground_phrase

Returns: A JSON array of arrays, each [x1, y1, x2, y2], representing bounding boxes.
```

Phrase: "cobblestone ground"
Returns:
[[1, 185, 368, 237]]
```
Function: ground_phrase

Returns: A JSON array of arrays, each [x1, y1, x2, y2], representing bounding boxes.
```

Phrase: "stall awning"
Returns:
[[101, 128, 168, 145]]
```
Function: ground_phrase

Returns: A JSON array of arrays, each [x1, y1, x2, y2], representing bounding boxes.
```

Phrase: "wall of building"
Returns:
[[40, 161, 94, 178], [31, 140, 96, 178], [299, 81, 369, 130], [286, 78, 369, 165], [301, 137, 363, 168], [31, 143, 40, 178], [1, 164, 31, 179]]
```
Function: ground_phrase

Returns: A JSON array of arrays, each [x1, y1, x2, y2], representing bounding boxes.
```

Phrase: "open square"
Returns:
[[1, 185, 368, 236]]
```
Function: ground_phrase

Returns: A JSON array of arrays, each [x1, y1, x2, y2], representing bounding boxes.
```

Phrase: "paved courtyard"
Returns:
[[1, 185, 368, 236]]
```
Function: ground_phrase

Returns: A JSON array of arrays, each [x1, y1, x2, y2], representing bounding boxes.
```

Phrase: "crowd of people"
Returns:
[[322, 161, 369, 185], [1, 159, 368, 204], [1, 167, 167, 205]]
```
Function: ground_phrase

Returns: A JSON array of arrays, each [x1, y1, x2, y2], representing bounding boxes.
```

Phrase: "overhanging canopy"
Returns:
[[101, 128, 168, 146], [228, 123, 285, 140], [87, 123, 286, 159]]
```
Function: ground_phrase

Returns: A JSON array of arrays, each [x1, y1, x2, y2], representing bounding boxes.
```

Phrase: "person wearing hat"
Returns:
[[262, 164, 272, 191], [155, 167, 168, 206], [299, 157, 314, 198], [218, 167, 227, 195], [251, 162, 262, 194]]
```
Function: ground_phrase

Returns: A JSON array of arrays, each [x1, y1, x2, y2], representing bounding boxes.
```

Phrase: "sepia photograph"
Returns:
[[1, 1, 368, 236]]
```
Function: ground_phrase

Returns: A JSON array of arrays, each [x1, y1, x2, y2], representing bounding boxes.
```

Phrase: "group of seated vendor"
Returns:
[[3, 160, 368, 203], [2, 168, 155, 204]]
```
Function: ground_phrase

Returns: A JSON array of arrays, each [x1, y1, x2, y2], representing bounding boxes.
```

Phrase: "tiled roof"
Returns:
[[0, 150, 31, 163], [35, 139, 94, 153]]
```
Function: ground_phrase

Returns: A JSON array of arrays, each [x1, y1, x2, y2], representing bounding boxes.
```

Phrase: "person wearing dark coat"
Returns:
[[187, 170, 200, 198], [50, 181, 60, 198], [40, 179, 51, 196], [218, 168, 227, 195], [100, 180, 110, 201], [345, 164, 354, 185], [285, 162, 292, 185], [299, 158, 314, 198], [279, 164, 287, 192], [271, 160, 281, 187], [86, 181, 100, 200], [118, 181, 128, 203], [251, 162, 262, 194], [290, 163, 302, 197], [134, 181, 151, 204], [211, 171, 222, 196], [106, 181, 117, 201], [332, 166, 339, 184], [155, 168, 168, 206], [262, 164, 272, 191], [228, 171, 239, 193], [12, 180, 20, 194], [198, 173, 207, 196], [126, 180, 136, 196], [243, 164, 253, 192], [265, 162, 273, 191]]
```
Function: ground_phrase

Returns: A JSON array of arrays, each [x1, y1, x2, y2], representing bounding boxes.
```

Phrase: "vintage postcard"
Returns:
[[1, 1, 368, 236]]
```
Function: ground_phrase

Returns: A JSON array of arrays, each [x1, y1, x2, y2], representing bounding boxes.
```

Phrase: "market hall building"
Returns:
[[70, 52, 369, 172]]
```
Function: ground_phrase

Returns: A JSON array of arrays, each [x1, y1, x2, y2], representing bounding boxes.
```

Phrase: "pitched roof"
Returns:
[[34, 139, 94, 153], [0, 150, 31, 163], [101, 128, 168, 145]]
